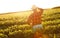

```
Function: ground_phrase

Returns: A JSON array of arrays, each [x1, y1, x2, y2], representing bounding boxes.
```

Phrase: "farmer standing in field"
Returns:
[[27, 5, 43, 38], [27, 5, 43, 30]]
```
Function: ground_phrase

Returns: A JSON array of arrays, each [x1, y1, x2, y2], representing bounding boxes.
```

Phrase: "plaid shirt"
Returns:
[[27, 8, 43, 26]]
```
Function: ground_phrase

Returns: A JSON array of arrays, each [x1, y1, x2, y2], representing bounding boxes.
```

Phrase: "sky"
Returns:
[[0, 0, 60, 13]]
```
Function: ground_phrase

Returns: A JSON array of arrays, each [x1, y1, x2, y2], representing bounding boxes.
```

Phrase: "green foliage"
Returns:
[[0, 33, 8, 38], [42, 8, 60, 34], [0, 15, 34, 38]]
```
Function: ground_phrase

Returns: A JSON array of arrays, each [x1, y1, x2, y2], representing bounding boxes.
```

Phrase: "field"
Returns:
[[0, 10, 34, 38]]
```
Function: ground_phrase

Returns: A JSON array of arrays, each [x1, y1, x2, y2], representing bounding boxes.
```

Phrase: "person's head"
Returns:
[[32, 5, 37, 10], [32, 5, 43, 13]]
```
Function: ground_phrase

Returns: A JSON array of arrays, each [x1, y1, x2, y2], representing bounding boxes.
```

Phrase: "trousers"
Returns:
[[32, 24, 43, 32]]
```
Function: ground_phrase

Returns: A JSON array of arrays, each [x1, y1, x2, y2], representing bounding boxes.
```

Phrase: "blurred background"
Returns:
[[0, 0, 60, 13]]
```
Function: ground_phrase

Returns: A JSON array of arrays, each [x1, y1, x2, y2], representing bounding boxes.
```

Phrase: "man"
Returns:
[[27, 5, 43, 30], [27, 5, 43, 38]]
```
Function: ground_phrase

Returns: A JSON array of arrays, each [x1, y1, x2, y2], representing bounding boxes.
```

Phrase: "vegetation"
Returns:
[[42, 8, 60, 38], [0, 13, 34, 38]]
